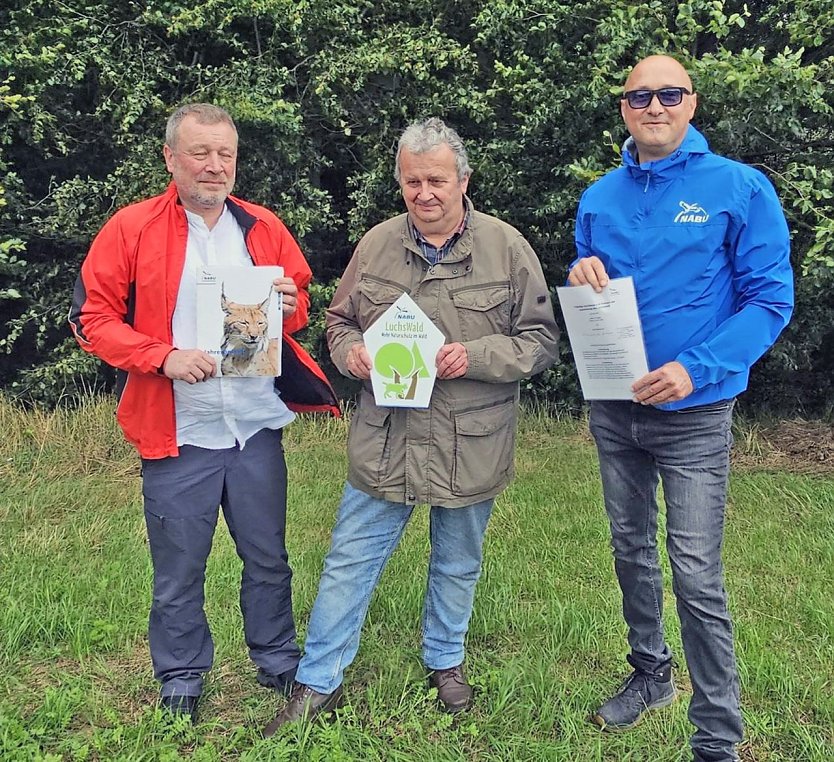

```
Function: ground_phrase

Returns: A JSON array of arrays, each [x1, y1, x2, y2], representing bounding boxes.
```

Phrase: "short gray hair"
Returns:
[[394, 117, 471, 182], [165, 103, 237, 148]]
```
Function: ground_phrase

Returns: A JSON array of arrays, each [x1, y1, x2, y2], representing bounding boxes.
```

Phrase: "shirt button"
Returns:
[[452, 269, 458, 274], [407, 494, 416, 502]]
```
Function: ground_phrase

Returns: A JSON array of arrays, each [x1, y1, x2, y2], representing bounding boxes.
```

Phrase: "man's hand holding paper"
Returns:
[[631, 361, 694, 405]]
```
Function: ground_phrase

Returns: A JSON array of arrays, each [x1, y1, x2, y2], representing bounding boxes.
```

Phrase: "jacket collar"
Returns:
[[166, 181, 258, 234], [621, 125, 710, 179]]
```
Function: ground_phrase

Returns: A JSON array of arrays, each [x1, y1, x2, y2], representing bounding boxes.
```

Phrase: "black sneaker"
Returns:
[[591, 667, 676, 731], [256, 665, 298, 698], [159, 693, 199, 723]]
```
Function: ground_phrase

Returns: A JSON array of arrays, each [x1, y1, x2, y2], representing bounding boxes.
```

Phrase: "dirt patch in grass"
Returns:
[[733, 419, 834, 476], [556, 415, 834, 477]]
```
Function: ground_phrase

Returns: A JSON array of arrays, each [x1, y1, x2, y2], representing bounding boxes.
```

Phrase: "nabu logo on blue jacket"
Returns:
[[674, 201, 710, 223]]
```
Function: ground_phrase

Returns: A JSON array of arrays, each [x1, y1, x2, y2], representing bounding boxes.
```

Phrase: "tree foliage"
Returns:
[[1, 1, 831, 413]]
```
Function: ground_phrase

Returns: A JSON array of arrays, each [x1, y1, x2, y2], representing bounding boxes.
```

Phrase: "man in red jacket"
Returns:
[[70, 103, 338, 722]]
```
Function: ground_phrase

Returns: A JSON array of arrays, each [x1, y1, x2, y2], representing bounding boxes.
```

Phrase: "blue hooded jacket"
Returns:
[[573, 125, 794, 410]]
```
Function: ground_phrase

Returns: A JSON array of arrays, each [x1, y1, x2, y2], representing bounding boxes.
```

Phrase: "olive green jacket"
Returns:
[[326, 201, 559, 507]]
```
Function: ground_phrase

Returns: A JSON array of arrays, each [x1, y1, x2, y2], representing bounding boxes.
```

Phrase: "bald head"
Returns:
[[624, 55, 693, 93], [620, 55, 697, 164]]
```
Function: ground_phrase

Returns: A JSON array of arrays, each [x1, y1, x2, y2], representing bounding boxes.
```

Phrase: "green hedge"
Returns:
[[1, 1, 832, 413]]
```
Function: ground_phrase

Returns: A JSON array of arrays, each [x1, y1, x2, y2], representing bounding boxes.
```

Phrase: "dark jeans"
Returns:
[[589, 400, 742, 762], [141, 427, 298, 698]]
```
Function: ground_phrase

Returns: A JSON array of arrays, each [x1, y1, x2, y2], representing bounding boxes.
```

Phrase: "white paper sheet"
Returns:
[[556, 277, 649, 400]]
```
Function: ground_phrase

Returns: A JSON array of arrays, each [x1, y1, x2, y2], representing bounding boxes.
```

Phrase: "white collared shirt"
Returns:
[[170, 206, 294, 449]]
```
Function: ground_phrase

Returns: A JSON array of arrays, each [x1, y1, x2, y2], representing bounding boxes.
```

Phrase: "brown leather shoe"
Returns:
[[262, 682, 344, 737], [429, 665, 474, 713]]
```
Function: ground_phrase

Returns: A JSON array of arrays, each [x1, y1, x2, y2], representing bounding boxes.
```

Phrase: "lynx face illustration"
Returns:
[[220, 287, 279, 376]]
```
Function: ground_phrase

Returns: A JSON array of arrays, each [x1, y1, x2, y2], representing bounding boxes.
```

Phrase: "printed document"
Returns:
[[556, 277, 649, 400]]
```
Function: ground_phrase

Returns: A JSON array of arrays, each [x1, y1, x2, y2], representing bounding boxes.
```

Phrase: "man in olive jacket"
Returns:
[[264, 117, 559, 733]]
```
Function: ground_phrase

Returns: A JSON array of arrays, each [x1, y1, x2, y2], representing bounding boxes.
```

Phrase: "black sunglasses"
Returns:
[[621, 87, 691, 109]]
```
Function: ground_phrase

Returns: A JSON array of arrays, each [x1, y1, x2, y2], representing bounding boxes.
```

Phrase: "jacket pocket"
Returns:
[[348, 402, 392, 488], [450, 283, 511, 341], [452, 399, 515, 497], [357, 278, 409, 327]]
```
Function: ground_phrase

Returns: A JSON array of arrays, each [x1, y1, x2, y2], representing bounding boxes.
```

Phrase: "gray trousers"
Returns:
[[141, 427, 299, 698], [590, 400, 742, 762]]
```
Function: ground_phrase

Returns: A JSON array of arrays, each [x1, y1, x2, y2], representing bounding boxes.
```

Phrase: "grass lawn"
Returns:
[[0, 397, 831, 761]]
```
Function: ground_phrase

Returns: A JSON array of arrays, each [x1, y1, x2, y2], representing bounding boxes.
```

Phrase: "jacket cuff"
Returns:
[[676, 356, 701, 391], [463, 342, 485, 377], [152, 347, 176, 376]]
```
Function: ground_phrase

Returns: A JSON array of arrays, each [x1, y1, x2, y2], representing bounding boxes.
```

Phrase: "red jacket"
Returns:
[[70, 183, 339, 459]]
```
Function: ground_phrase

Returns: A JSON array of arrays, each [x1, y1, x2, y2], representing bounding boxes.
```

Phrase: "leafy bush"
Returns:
[[1, 1, 831, 412]]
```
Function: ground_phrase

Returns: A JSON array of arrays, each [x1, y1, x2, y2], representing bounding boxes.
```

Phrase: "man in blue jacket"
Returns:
[[568, 55, 793, 762]]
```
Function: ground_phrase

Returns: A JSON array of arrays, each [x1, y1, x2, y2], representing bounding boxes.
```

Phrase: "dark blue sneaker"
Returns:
[[256, 665, 298, 698], [159, 693, 199, 723], [592, 667, 677, 731]]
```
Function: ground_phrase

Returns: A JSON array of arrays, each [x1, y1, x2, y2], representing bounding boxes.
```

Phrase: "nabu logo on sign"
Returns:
[[674, 201, 710, 223]]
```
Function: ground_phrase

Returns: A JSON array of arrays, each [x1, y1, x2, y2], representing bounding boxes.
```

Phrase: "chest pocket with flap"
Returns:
[[357, 278, 409, 329], [450, 283, 511, 341]]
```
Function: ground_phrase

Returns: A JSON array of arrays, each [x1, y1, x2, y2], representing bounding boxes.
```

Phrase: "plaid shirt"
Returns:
[[409, 203, 471, 265]]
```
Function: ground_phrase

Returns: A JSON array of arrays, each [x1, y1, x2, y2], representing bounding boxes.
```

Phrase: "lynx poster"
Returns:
[[196, 265, 283, 377], [363, 292, 445, 408]]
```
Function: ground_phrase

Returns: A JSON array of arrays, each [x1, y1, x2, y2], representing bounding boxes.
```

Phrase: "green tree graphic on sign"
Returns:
[[374, 342, 429, 400]]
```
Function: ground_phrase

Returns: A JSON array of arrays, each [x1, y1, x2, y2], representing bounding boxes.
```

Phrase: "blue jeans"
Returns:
[[589, 401, 742, 762], [142, 427, 299, 699], [296, 482, 494, 694]]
